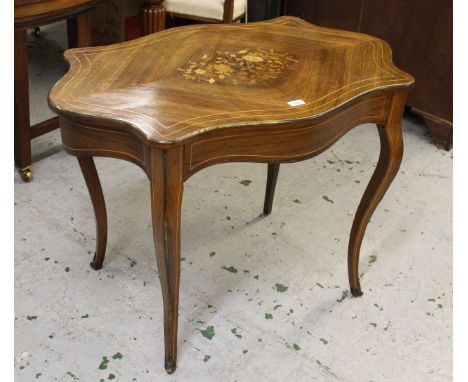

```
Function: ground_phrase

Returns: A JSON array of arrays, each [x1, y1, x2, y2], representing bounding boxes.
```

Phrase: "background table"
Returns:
[[14, 0, 98, 181]]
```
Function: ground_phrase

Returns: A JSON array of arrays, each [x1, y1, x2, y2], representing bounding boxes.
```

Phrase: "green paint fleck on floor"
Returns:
[[209, 251, 216, 257], [203, 355, 211, 363], [27, 315, 38, 321], [127, 257, 137, 267], [337, 290, 348, 302], [428, 298, 436, 302], [254, 275, 259, 280], [35, 373, 42, 379], [293, 343, 301, 351], [368, 255, 377, 264], [66, 371, 78, 380], [239, 179, 252, 186], [438, 304, 443, 308], [243, 349, 248, 354], [322, 195, 334, 203], [221, 265, 238, 273], [65, 267, 70, 272], [231, 328, 242, 338], [316, 282, 324, 288], [316, 360, 337, 378], [265, 313, 273, 319], [293, 199, 301, 204], [320, 338, 328, 345], [81, 313, 89, 319], [98, 356, 109, 370], [48, 334, 54, 339], [273, 304, 282, 310], [275, 283, 288, 292], [370, 322, 377, 327], [200, 325, 215, 340], [226, 216, 231, 220], [112, 352, 123, 360], [355, 180, 361, 183], [108, 373, 116, 380]]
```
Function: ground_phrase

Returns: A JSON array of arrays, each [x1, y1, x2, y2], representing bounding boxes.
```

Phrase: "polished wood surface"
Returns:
[[49, 16, 413, 373], [50, 17, 412, 144], [14, 0, 97, 181], [284, 0, 453, 150]]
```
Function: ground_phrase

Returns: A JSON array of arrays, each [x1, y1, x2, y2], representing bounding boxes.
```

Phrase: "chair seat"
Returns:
[[164, 0, 246, 21]]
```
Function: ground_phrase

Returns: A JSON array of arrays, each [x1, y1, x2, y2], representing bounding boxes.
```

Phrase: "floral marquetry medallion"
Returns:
[[178, 48, 299, 85]]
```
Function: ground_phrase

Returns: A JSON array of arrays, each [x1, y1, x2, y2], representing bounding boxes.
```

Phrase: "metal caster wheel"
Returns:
[[18, 168, 33, 183]]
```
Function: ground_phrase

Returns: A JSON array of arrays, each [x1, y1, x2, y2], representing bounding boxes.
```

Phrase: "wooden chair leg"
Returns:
[[77, 11, 91, 47], [14, 28, 32, 182], [263, 163, 280, 215], [348, 91, 407, 297], [141, 0, 166, 35], [77, 157, 108, 270], [67, 17, 78, 48], [149, 147, 184, 374]]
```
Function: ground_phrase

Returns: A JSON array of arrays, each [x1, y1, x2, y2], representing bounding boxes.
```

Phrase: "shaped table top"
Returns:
[[49, 16, 414, 144]]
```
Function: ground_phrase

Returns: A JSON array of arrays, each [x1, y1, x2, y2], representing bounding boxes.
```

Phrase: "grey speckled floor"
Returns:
[[15, 23, 452, 382]]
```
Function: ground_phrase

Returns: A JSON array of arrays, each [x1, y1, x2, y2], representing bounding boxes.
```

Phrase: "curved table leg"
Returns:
[[149, 147, 184, 374], [263, 163, 280, 215], [348, 92, 406, 297], [77, 157, 108, 270]]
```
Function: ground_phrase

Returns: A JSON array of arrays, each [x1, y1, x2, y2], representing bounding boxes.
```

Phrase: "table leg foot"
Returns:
[[78, 157, 108, 270], [165, 357, 177, 374], [351, 286, 363, 297], [263, 163, 280, 215], [18, 167, 33, 182], [90, 253, 103, 270], [150, 147, 184, 374]]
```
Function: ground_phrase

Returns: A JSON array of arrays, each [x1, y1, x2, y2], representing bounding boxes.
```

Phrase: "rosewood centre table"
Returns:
[[48, 16, 414, 374]]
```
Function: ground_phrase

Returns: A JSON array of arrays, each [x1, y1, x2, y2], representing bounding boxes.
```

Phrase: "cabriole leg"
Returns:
[[77, 157, 108, 270], [149, 147, 184, 374], [348, 91, 407, 297]]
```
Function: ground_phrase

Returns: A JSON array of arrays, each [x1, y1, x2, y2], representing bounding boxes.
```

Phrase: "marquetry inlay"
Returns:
[[48, 16, 414, 144], [178, 48, 299, 85]]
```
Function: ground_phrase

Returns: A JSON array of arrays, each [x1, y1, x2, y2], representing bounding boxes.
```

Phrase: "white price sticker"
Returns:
[[287, 99, 306, 107]]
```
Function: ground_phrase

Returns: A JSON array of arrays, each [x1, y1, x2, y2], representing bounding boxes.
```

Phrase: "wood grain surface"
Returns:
[[49, 16, 413, 144]]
